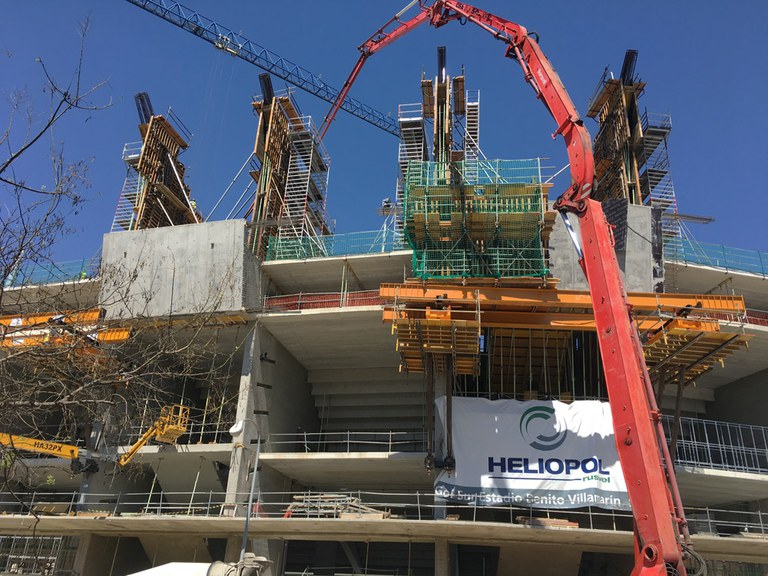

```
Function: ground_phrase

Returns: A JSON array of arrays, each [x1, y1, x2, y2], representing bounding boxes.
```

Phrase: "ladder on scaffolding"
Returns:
[[463, 90, 480, 184], [276, 119, 330, 259], [639, 110, 681, 246], [111, 142, 144, 232], [396, 103, 428, 232]]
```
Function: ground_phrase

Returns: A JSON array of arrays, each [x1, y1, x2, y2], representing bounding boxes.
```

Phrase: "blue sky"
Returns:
[[3, 1, 766, 262]]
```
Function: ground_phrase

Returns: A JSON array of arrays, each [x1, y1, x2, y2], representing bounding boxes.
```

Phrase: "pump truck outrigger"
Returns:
[[321, 2, 705, 575]]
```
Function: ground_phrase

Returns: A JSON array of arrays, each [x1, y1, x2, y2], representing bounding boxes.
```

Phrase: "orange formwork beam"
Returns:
[[383, 309, 672, 331], [379, 283, 746, 313], [0, 328, 131, 348], [0, 309, 130, 348], [0, 309, 103, 328]]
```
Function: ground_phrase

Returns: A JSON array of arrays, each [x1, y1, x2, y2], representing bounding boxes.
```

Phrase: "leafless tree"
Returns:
[[0, 19, 109, 301], [0, 20, 243, 499]]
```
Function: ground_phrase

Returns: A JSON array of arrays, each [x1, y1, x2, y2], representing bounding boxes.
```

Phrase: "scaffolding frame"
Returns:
[[403, 159, 549, 280], [251, 91, 332, 261]]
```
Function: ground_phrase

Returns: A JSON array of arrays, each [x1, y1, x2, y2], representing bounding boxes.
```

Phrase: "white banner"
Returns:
[[435, 398, 629, 510]]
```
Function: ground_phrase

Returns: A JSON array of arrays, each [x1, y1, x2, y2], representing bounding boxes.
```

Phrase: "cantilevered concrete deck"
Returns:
[[0, 516, 765, 563]]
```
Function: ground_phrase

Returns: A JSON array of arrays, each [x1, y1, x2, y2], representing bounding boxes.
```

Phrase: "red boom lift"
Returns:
[[322, 2, 704, 575]]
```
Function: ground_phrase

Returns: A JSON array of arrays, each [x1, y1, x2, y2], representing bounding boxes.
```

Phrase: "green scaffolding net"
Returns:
[[404, 159, 548, 280]]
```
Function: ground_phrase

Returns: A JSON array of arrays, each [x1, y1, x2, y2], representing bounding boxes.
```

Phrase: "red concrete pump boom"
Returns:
[[325, 2, 702, 574]]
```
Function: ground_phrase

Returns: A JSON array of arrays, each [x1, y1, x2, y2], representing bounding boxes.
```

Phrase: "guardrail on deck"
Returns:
[[667, 238, 768, 277], [267, 417, 768, 477], [1, 489, 766, 539], [4, 257, 100, 288]]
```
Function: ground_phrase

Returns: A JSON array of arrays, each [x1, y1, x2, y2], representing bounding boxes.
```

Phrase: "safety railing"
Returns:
[[398, 102, 423, 120], [663, 415, 768, 475], [641, 110, 673, 131], [120, 421, 233, 447], [666, 237, 768, 277], [16, 415, 768, 477], [4, 257, 101, 288], [746, 309, 768, 327], [122, 141, 143, 162], [263, 417, 768, 476], [1, 489, 766, 538], [265, 229, 406, 261], [264, 290, 382, 312], [266, 431, 427, 453]]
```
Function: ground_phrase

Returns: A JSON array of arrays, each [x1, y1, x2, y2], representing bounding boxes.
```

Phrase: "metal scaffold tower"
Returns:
[[111, 143, 144, 232], [639, 111, 681, 243], [586, 50, 682, 245], [395, 103, 429, 233], [277, 115, 331, 252], [463, 89, 480, 184]]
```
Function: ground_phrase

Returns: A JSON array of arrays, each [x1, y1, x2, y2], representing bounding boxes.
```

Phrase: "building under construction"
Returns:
[[1, 5, 768, 576]]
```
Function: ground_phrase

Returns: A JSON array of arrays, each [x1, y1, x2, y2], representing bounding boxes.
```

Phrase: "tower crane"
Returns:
[[124, 0, 400, 137]]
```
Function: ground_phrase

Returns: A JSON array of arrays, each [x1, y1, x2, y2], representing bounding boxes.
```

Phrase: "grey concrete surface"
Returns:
[[3, 516, 767, 563], [100, 220, 259, 319], [708, 366, 768, 427], [548, 201, 661, 293]]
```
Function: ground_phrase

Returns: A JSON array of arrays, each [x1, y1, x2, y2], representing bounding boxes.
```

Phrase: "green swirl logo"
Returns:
[[519, 406, 567, 451]]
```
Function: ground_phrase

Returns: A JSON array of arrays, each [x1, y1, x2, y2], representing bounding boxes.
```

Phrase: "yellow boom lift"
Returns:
[[116, 404, 190, 466], [0, 405, 190, 470]]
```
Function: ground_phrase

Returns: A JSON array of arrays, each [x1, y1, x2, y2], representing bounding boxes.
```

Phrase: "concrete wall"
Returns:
[[548, 201, 663, 293], [100, 220, 260, 319], [707, 367, 768, 426], [260, 325, 320, 438]]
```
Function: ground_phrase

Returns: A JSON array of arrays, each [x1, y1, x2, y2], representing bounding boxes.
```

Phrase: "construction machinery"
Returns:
[[116, 404, 190, 466], [0, 433, 100, 474], [321, 2, 701, 575], [0, 405, 190, 471], [125, 553, 272, 576]]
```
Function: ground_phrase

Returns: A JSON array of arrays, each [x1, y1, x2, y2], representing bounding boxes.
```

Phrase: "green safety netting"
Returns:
[[403, 159, 548, 280]]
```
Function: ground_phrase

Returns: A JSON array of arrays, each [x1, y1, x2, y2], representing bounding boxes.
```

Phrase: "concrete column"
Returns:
[[224, 325, 280, 573], [433, 358, 452, 520], [434, 539, 451, 576]]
